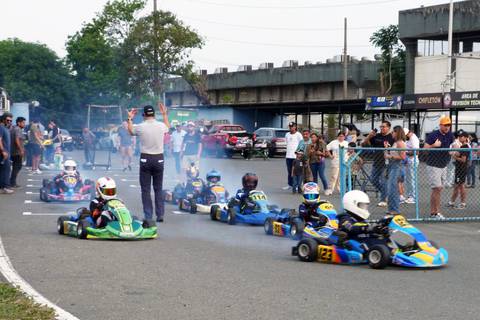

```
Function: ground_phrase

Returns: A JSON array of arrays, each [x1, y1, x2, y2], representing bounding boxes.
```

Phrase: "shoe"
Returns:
[[298, 188, 302, 194], [11, 185, 22, 189], [156, 218, 164, 223], [430, 212, 446, 219], [446, 201, 455, 208], [324, 189, 332, 196], [377, 201, 387, 207], [455, 203, 466, 210], [292, 189, 297, 194], [0, 188, 14, 194], [282, 186, 291, 190], [404, 197, 415, 204], [34, 169, 42, 174], [399, 195, 406, 202]]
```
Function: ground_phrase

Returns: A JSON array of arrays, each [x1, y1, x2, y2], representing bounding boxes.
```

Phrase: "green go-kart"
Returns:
[[57, 199, 157, 240]]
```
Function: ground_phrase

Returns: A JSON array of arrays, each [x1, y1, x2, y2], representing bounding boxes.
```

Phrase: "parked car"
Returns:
[[253, 127, 289, 157], [59, 129, 74, 151], [202, 124, 249, 158]]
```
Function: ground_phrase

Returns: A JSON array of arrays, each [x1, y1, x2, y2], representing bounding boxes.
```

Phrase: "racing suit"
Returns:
[[88, 197, 114, 228], [204, 182, 229, 204], [185, 178, 205, 196], [229, 188, 256, 213], [53, 171, 83, 193], [337, 213, 387, 249], [298, 203, 328, 227]]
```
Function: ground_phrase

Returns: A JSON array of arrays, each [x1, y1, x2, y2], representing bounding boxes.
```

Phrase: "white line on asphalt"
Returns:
[[25, 191, 39, 195], [0, 234, 80, 320], [26, 184, 40, 187], [172, 211, 189, 215], [24, 200, 43, 204], [27, 179, 41, 182], [22, 212, 66, 216], [129, 184, 138, 188], [121, 178, 138, 182]]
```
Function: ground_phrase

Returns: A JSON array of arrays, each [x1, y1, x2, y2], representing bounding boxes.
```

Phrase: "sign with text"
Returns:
[[365, 96, 402, 111], [446, 92, 480, 108], [403, 93, 443, 110]]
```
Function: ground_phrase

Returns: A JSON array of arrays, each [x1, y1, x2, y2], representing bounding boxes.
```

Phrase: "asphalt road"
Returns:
[[0, 150, 479, 320]]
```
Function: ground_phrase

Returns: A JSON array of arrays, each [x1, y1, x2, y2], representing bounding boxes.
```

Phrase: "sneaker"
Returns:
[[446, 201, 455, 208], [156, 218, 164, 223], [0, 188, 14, 194], [404, 197, 416, 204], [282, 186, 291, 190], [430, 212, 446, 219], [324, 189, 333, 196], [455, 203, 466, 210], [377, 201, 387, 207], [292, 189, 297, 194], [399, 195, 406, 202], [298, 188, 302, 194], [34, 169, 42, 174]]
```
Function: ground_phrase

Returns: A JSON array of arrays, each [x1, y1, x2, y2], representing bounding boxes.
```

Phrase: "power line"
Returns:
[[206, 36, 371, 48], [178, 0, 403, 9]]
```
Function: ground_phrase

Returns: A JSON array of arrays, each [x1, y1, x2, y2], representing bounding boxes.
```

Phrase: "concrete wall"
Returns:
[[456, 52, 480, 92], [198, 106, 234, 124], [414, 55, 448, 94]]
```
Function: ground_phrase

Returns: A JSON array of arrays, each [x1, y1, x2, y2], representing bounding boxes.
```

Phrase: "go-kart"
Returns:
[[179, 183, 229, 214], [292, 214, 448, 269], [163, 177, 204, 205], [210, 190, 292, 225], [264, 201, 338, 240], [40, 175, 95, 202], [57, 199, 157, 240]]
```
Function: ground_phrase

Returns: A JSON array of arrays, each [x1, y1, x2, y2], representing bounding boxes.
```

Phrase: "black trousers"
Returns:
[[139, 153, 164, 220], [10, 155, 23, 186]]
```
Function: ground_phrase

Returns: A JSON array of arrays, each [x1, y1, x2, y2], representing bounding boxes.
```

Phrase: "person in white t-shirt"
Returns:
[[404, 128, 420, 204], [170, 124, 186, 176], [325, 131, 349, 195], [283, 122, 303, 190]]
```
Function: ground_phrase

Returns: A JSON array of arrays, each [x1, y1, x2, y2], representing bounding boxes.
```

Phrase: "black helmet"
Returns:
[[242, 173, 258, 191]]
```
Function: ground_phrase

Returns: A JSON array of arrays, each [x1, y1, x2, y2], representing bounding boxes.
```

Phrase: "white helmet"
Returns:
[[342, 190, 370, 220], [303, 182, 320, 204], [96, 177, 117, 200], [64, 160, 77, 175]]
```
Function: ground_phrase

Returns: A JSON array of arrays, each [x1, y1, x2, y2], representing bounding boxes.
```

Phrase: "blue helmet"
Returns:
[[206, 170, 221, 183]]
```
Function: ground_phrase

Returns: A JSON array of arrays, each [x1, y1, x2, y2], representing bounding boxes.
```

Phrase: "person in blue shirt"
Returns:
[[0, 113, 13, 194]]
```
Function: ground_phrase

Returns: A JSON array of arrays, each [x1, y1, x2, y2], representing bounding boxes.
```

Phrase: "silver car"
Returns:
[[254, 127, 289, 157]]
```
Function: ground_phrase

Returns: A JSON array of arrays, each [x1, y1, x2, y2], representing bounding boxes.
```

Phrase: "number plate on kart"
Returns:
[[272, 222, 283, 236], [393, 215, 412, 228], [319, 203, 334, 211], [249, 193, 267, 201], [318, 245, 334, 262], [192, 181, 202, 187]]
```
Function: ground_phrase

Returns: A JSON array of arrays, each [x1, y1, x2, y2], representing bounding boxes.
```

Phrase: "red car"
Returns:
[[202, 124, 249, 158]]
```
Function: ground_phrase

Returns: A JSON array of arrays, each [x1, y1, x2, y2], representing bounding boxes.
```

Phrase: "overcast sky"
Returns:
[[1, 0, 452, 72]]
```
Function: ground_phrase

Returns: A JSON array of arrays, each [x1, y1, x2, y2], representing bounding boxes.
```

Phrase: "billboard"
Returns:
[[365, 96, 402, 111], [403, 93, 443, 110]]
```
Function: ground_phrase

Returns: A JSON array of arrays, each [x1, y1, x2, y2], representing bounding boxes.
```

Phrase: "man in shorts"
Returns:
[[29, 119, 43, 174], [117, 121, 135, 172], [424, 116, 455, 219], [180, 121, 202, 174]]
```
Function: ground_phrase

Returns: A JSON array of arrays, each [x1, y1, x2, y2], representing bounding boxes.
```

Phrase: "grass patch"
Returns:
[[0, 283, 55, 320]]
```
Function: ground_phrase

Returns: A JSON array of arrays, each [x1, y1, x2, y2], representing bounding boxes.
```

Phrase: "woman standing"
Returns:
[[325, 131, 348, 195], [307, 133, 328, 191], [384, 126, 407, 214]]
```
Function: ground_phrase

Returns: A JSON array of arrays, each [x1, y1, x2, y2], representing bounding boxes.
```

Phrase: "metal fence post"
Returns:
[[414, 150, 420, 220], [339, 147, 346, 212]]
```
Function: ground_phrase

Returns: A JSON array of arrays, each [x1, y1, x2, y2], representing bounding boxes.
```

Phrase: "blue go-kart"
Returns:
[[209, 190, 292, 225], [179, 183, 229, 214], [292, 214, 448, 269], [264, 201, 339, 240]]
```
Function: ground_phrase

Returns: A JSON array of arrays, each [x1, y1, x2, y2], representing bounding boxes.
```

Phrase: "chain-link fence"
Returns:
[[339, 146, 480, 222]]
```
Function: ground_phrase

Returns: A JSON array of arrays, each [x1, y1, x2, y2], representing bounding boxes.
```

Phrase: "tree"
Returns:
[[370, 25, 405, 95], [119, 10, 203, 98], [65, 0, 146, 105], [0, 38, 79, 127]]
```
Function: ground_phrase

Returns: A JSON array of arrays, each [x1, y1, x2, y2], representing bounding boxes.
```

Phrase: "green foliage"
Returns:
[[0, 38, 79, 127], [370, 25, 405, 94], [0, 283, 55, 320]]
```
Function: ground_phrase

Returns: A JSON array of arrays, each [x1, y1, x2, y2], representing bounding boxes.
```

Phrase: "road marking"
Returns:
[[121, 178, 137, 182], [25, 191, 39, 195], [24, 200, 43, 204], [22, 212, 66, 216], [172, 211, 189, 215], [26, 184, 40, 187], [0, 234, 80, 320], [129, 184, 138, 188], [27, 179, 41, 182]]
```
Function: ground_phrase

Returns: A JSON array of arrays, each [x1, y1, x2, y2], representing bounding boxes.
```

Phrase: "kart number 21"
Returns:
[[318, 246, 333, 261]]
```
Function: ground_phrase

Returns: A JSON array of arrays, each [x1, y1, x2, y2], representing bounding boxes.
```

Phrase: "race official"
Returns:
[[127, 103, 170, 223]]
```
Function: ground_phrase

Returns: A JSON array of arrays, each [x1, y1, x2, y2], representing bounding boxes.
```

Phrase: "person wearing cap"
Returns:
[[170, 123, 186, 177], [127, 102, 170, 223], [424, 116, 455, 219], [283, 122, 303, 190], [403, 127, 419, 204], [180, 121, 202, 175]]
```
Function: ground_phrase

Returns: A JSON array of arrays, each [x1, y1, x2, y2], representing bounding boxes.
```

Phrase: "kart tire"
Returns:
[[42, 179, 49, 188], [40, 188, 50, 202], [210, 205, 221, 221], [367, 245, 391, 269], [264, 218, 273, 235], [190, 199, 197, 214], [227, 208, 236, 225], [290, 218, 305, 240], [57, 216, 69, 235], [77, 219, 91, 239], [296, 238, 318, 262]]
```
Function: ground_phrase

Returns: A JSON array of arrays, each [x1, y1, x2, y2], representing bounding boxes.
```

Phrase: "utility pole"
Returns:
[[153, 0, 160, 99], [343, 17, 348, 100], [446, 0, 454, 92]]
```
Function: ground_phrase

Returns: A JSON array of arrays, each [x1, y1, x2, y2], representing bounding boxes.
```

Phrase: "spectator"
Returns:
[[361, 121, 394, 207], [307, 133, 328, 191], [28, 119, 43, 174], [448, 142, 469, 209], [403, 128, 420, 204], [424, 116, 454, 219], [170, 124, 186, 177], [10, 117, 26, 188], [466, 134, 478, 188], [46, 120, 61, 164], [291, 150, 305, 193], [446, 130, 463, 187], [82, 127, 96, 165], [0, 113, 13, 194], [283, 122, 303, 190], [344, 141, 363, 188], [384, 126, 407, 214], [325, 131, 349, 195], [296, 128, 311, 153], [180, 121, 202, 173], [127, 103, 170, 223], [117, 121, 135, 172]]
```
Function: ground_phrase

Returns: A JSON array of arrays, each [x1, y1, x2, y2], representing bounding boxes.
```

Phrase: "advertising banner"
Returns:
[[402, 93, 443, 110], [365, 95, 403, 111]]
